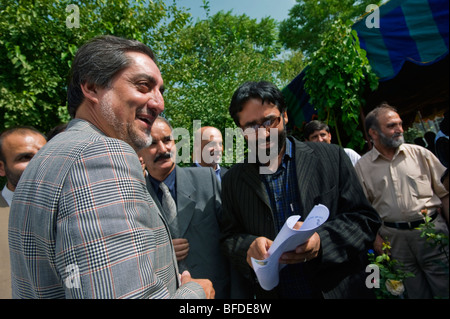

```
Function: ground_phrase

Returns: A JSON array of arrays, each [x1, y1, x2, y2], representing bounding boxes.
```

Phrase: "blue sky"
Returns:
[[175, 0, 297, 22]]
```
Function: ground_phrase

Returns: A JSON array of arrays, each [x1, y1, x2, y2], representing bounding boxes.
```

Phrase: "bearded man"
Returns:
[[355, 103, 449, 299], [219, 81, 381, 299], [9, 35, 213, 299]]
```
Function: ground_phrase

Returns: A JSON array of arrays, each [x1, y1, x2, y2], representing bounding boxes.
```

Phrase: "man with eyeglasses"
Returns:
[[219, 81, 381, 299]]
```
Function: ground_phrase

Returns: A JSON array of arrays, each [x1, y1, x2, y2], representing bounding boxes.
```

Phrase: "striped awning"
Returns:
[[283, 0, 449, 131], [353, 0, 449, 81]]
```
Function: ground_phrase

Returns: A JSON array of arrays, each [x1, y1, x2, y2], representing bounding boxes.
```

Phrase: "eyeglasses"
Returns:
[[243, 115, 282, 133]]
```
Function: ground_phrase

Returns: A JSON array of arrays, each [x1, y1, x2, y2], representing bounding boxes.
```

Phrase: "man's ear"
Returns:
[[368, 128, 377, 141], [283, 111, 288, 125], [80, 82, 100, 105]]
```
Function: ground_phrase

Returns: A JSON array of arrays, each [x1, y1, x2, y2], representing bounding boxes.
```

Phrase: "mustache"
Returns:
[[154, 152, 172, 163], [392, 132, 403, 138]]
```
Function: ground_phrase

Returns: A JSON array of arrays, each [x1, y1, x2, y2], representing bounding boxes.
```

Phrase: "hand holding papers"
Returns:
[[251, 204, 329, 291]]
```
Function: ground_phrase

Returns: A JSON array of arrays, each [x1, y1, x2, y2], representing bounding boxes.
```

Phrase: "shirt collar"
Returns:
[[194, 160, 221, 172], [1, 185, 14, 206], [149, 167, 177, 193], [281, 138, 294, 168], [370, 143, 406, 162]]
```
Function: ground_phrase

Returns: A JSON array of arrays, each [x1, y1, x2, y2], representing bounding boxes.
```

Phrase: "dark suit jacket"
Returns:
[[145, 166, 231, 298], [220, 136, 381, 299], [219, 165, 228, 178], [191, 163, 229, 180], [9, 119, 205, 299]]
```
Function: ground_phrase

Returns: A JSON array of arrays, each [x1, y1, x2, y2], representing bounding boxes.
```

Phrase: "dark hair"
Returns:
[[67, 35, 156, 118], [439, 111, 449, 136], [0, 126, 46, 162], [229, 81, 286, 127], [365, 102, 398, 135], [303, 120, 330, 140], [46, 123, 68, 141]]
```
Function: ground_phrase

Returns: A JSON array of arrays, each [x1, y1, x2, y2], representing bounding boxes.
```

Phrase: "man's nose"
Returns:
[[147, 90, 164, 116], [155, 140, 167, 152]]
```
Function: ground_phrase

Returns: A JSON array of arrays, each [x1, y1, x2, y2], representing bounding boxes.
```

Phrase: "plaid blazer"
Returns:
[[9, 119, 205, 299], [220, 137, 382, 299]]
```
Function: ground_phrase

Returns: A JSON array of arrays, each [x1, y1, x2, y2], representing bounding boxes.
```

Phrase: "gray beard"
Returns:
[[379, 131, 404, 148], [99, 96, 152, 151]]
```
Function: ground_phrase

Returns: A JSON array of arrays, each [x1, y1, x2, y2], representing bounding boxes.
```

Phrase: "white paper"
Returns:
[[251, 204, 329, 291]]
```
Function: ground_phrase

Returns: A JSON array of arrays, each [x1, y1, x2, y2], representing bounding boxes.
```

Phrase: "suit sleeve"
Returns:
[[315, 146, 381, 269], [219, 166, 259, 281], [57, 138, 204, 299]]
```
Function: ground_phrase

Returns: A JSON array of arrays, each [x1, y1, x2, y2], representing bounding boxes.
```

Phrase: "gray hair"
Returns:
[[365, 102, 398, 135], [67, 35, 156, 118]]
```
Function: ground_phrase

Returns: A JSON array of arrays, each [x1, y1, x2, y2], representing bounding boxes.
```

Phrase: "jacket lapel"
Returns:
[[292, 138, 319, 216], [175, 167, 195, 238], [241, 162, 271, 210]]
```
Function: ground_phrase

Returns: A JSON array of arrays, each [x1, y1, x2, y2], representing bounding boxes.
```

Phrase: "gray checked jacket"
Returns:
[[9, 119, 205, 299]]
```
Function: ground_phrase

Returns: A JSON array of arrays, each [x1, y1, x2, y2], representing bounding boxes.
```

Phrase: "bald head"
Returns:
[[194, 126, 223, 169], [0, 127, 47, 191]]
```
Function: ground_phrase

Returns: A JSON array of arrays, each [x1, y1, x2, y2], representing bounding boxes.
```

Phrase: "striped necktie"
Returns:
[[159, 182, 179, 237]]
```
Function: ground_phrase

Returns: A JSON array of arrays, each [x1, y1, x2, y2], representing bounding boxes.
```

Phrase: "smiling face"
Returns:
[[138, 118, 176, 182], [199, 127, 223, 168], [93, 51, 165, 151], [237, 98, 288, 165]]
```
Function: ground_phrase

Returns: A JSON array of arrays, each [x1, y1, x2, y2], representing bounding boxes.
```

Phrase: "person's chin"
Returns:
[[159, 158, 175, 169]]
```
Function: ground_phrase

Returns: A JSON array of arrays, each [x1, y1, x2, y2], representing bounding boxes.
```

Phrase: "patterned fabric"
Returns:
[[261, 139, 300, 230], [261, 139, 314, 298], [220, 137, 382, 298], [159, 182, 179, 237], [9, 119, 205, 299]]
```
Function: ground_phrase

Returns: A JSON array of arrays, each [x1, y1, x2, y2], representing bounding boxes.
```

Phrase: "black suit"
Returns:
[[220, 136, 381, 298]]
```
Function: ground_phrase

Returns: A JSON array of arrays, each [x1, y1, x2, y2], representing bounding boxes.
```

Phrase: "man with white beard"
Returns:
[[355, 103, 449, 299]]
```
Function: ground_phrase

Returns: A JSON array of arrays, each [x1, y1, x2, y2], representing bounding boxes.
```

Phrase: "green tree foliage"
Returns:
[[304, 20, 378, 151], [0, 0, 190, 134], [160, 10, 302, 164], [162, 11, 283, 130], [279, 0, 381, 55]]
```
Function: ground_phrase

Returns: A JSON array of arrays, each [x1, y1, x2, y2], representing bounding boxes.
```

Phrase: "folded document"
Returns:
[[251, 204, 329, 291]]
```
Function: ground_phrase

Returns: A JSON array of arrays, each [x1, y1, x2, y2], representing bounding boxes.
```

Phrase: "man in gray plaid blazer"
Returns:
[[9, 35, 213, 299]]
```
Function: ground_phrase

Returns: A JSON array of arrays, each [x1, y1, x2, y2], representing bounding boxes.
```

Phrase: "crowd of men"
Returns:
[[1, 35, 448, 299]]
